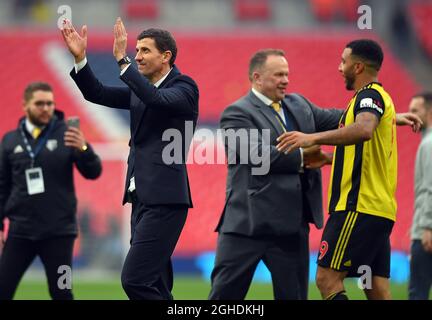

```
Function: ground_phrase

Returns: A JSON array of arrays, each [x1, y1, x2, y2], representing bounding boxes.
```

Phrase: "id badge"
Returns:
[[25, 167, 45, 195]]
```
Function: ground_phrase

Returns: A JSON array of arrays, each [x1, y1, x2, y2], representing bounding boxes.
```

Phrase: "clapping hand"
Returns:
[[113, 17, 128, 61], [60, 19, 88, 63]]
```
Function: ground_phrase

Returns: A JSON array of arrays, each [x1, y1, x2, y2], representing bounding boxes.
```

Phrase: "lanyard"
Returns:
[[19, 119, 56, 167]]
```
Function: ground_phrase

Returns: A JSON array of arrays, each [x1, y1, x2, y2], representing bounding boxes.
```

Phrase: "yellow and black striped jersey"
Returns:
[[328, 82, 397, 221]]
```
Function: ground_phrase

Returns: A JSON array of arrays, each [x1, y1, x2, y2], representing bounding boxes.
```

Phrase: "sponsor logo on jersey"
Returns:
[[359, 97, 383, 114]]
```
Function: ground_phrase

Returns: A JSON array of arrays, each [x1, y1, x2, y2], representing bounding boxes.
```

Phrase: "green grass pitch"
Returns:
[[13, 277, 415, 300]]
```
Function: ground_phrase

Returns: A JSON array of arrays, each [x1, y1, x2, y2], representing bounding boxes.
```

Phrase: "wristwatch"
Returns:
[[80, 144, 88, 152], [117, 56, 131, 67]]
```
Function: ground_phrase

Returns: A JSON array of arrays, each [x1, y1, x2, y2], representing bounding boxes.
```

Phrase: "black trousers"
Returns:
[[120, 198, 188, 300], [209, 222, 310, 300], [409, 240, 432, 300], [0, 235, 75, 300]]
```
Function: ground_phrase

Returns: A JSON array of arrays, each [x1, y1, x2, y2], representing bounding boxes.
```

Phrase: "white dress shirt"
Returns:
[[25, 119, 44, 136], [251, 88, 287, 124]]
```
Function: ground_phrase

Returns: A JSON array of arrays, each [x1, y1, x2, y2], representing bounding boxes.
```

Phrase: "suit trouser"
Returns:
[[209, 222, 310, 300], [409, 240, 432, 300], [0, 235, 75, 300], [121, 198, 188, 300]]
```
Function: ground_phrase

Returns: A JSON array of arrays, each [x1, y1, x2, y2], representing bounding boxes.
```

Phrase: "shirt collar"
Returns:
[[25, 118, 44, 135], [251, 88, 279, 106], [154, 68, 173, 88], [354, 81, 383, 96], [25, 118, 36, 135]]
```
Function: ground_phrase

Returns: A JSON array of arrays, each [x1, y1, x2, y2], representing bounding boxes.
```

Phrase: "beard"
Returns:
[[344, 71, 355, 90], [27, 111, 51, 127]]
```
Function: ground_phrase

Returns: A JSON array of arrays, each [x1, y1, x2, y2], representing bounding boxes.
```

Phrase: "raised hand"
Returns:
[[60, 19, 88, 63], [113, 17, 128, 61]]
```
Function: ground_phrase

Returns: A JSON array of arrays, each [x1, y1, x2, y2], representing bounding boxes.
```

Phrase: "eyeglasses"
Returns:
[[34, 100, 55, 107]]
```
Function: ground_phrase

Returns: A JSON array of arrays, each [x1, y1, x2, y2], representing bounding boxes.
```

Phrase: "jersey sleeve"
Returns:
[[353, 88, 385, 121]]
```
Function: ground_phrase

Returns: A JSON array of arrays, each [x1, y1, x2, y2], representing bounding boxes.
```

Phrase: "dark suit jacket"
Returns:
[[70, 63, 199, 207], [217, 91, 343, 236], [0, 110, 102, 239]]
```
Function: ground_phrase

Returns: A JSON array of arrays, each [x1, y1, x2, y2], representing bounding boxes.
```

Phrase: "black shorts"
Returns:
[[317, 211, 394, 278]]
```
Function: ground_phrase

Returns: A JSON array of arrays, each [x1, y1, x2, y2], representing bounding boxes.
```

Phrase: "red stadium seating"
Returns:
[[310, 0, 337, 22], [0, 33, 107, 143], [122, 0, 159, 20], [310, 0, 359, 22], [410, 2, 432, 59], [234, 0, 271, 21], [340, 0, 360, 22]]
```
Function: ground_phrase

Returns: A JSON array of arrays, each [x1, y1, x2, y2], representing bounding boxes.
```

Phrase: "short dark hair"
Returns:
[[23, 82, 53, 102], [137, 28, 177, 67], [346, 39, 384, 71], [248, 49, 285, 81], [413, 91, 432, 110]]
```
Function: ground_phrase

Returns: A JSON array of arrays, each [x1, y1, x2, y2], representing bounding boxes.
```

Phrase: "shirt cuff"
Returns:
[[120, 63, 131, 76], [74, 57, 87, 73], [299, 147, 304, 168]]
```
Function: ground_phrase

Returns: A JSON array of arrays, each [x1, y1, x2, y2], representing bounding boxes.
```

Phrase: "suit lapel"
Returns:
[[132, 65, 181, 139], [159, 65, 181, 88], [248, 92, 285, 136], [283, 96, 307, 132], [130, 94, 143, 139]]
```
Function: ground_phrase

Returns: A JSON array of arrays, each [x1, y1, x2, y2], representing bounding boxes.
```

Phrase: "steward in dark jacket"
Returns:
[[0, 110, 101, 239], [0, 82, 102, 300]]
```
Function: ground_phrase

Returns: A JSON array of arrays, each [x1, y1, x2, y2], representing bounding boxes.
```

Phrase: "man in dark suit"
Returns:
[[209, 49, 342, 300], [61, 18, 199, 300]]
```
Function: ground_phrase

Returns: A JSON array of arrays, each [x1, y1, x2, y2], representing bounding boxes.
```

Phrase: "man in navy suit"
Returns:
[[61, 18, 199, 300]]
